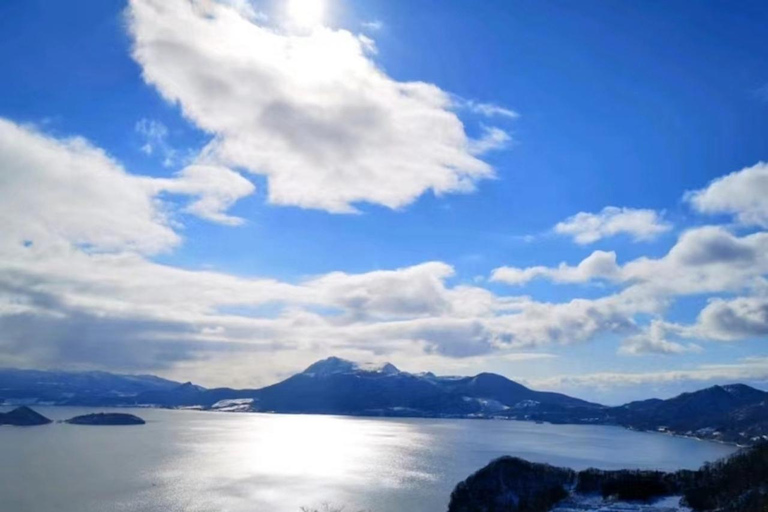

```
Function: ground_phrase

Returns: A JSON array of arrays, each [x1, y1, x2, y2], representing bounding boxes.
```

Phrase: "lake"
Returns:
[[0, 407, 737, 512]]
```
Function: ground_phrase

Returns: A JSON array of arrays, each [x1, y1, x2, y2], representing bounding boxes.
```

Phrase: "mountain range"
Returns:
[[1, 357, 766, 444]]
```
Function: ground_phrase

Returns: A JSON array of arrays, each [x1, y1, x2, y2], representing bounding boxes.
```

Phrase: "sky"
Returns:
[[0, 0, 767, 404]]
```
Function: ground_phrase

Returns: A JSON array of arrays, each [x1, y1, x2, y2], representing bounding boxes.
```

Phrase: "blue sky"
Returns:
[[1, 0, 767, 403]]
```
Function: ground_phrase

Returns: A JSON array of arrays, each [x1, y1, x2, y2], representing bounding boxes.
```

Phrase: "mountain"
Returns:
[[0, 368, 184, 406], [605, 384, 768, 444], [105, 356, 601, 417], [1, 359, 766, 444], [242, 357, 480, 416], [227, 357, 600, 418], [0, 406, 52, 426]]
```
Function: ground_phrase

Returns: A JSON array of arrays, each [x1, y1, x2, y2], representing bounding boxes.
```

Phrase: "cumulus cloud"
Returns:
[[0, 118, 179, 255], [127, 0, 502, 213], [489, 222, 768, 363], [494, 226, 768, 297], [491, 250, 621, 285], [0, 121, 654, 377], [0, 119, 255, 252], [308, 262, 457, 319], [691, 296, 768, 341], [621, 226, 768, 296], [7, 217, 755, 380], [3, 111, 767, 388], [685, 162, 768, 227], [619, 320, 701, 356], [555, 206, 671, 245]]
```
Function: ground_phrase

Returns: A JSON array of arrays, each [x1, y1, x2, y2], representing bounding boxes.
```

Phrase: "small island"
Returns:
[[0, 406, 53, 426], [65, 413, 146, 426]]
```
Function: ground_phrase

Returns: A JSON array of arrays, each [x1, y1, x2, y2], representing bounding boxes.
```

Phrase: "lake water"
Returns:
[[0, 407, 737, 512]]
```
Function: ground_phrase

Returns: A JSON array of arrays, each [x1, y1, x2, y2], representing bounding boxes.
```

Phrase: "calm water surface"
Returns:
[[0, 407, 737, 512]]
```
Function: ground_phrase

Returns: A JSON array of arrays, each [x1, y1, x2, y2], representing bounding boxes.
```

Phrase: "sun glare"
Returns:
[[286, 0, 326, 28]]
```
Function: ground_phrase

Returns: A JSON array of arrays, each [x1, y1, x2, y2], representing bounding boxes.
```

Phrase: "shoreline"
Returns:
[[4, 402, 747, 448]]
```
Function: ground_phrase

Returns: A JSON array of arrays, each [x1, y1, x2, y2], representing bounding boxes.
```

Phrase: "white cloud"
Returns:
[[619, 320, 701, 356], [685, 162, 768, 227], [135, 118, 167, 155], [127, 0, 500, 213], [467, 126, 512, 155], [217, 0, 267, 22], [361, 20, 383, 31], [308, 262, 457, 319], [3, 125, 767, 388], [8, 220, 755, 381], [691, 296, 768, 341], [135, 118, 180, 167], [621, 226, 768, 297], [555, 206, 671, 245], [455, 98, 519, 119], [491, 250, 621, 285], [147, 165, 256, 225], [494, 225, 768, 297], [0, 119, 255, 254], [0, 118, 179, 255]]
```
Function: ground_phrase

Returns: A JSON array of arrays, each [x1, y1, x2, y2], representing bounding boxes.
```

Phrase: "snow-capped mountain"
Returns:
[[301, 357, 400, 377], [2, 358, 766, 444]]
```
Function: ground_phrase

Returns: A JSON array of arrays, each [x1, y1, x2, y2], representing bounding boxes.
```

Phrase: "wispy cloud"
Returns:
[[361, 20, 383, 31], [454, 97, 519, 120], [530, 357, 768, 390], [135, 118, 186, 168], [468, 126, 512, 155]]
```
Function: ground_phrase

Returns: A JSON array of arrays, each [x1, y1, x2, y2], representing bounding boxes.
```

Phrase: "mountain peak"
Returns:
[[175, 381, 205, 393], [686, 384, 764, 401], [0, 406, 53, 426], [302, 357, 357, 376], [301, 357, 400, 376]]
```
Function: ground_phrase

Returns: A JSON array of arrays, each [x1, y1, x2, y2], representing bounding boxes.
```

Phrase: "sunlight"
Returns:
[[286, 0, 326, 28]]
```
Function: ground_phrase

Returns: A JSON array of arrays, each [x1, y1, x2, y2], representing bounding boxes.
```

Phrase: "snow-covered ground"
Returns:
[[210, 398, 254, 412], [552, 495, 691, 512]]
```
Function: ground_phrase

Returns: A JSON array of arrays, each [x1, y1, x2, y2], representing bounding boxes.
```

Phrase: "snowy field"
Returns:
[[552, 495, 691, 512]]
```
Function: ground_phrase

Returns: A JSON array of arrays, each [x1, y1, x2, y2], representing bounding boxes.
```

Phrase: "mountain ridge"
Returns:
[[1, 358, 766, 444]]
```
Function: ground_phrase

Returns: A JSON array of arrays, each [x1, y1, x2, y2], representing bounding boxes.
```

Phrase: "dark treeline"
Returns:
[[449, 458, 574, 512], [684, 442, 768, 512], [448, 442, 768, 512]]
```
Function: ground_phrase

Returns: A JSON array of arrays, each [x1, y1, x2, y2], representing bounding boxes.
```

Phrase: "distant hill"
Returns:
[[1, 359, 766, 444], [605, 384, 768, 444], [0, 406, 52, 426], [0, 368, 183, 406]]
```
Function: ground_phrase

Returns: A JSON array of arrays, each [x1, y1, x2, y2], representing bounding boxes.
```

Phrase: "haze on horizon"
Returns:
[[1, 0, 767, 404]]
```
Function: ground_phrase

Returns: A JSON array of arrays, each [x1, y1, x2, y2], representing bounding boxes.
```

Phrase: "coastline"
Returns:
[[3, 402, 748, 448]]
